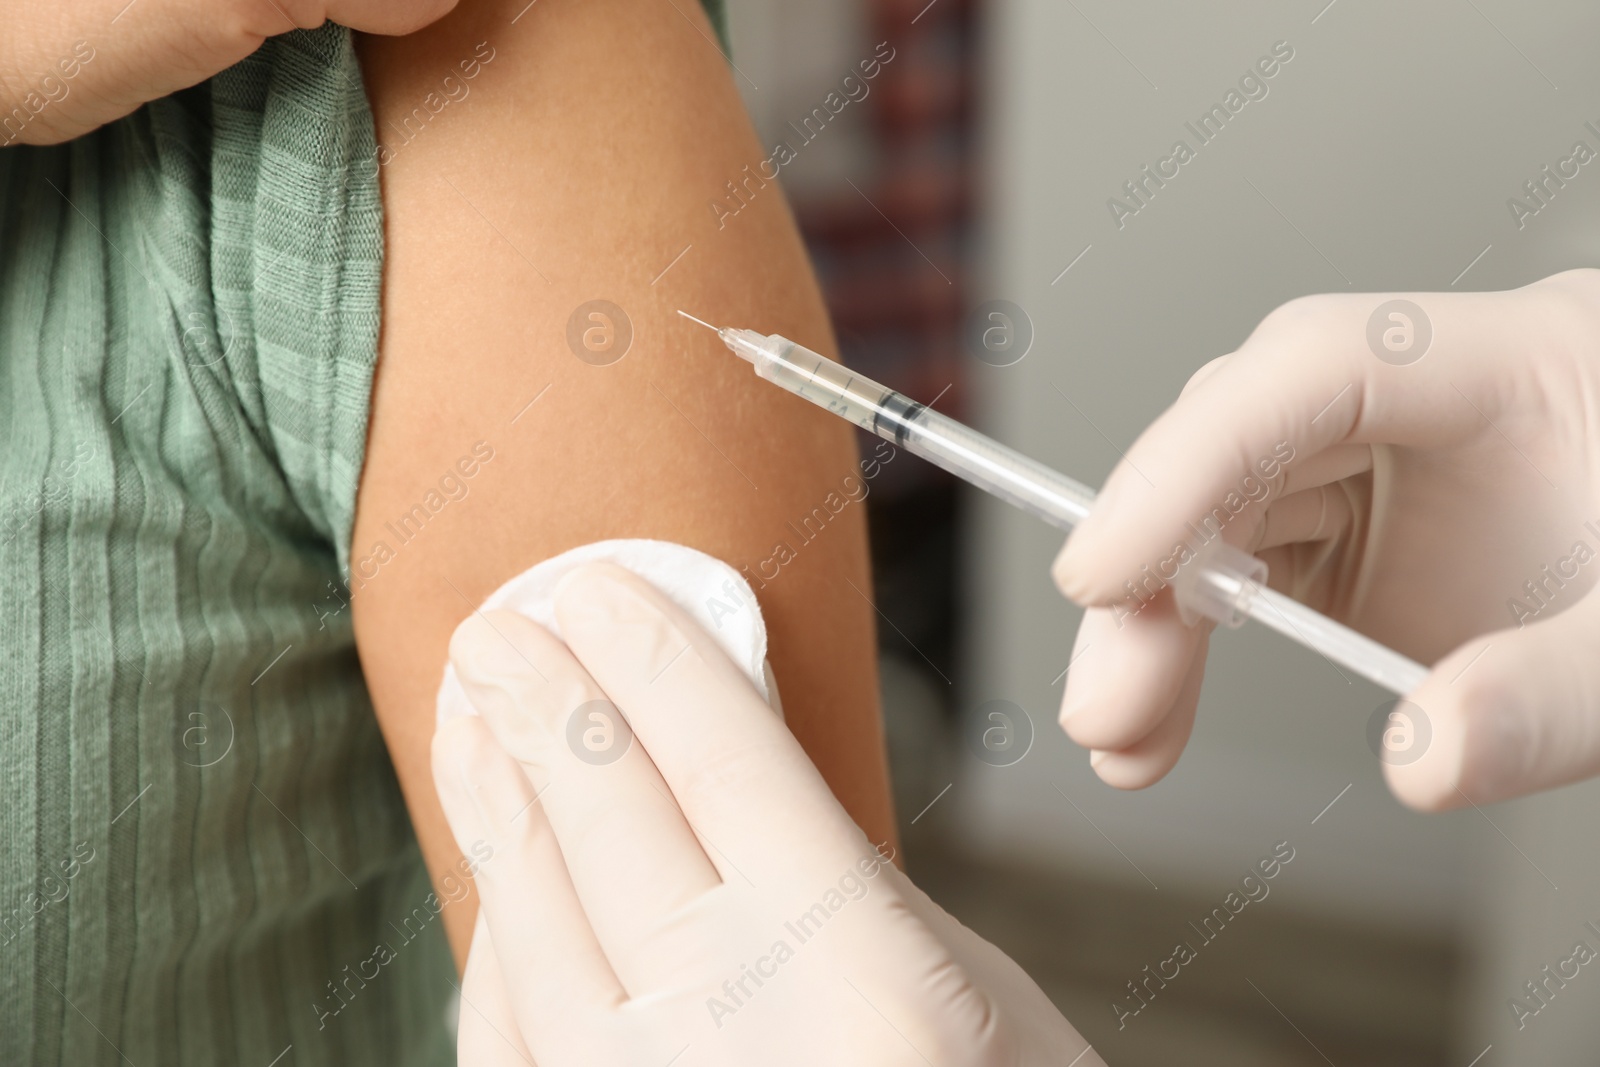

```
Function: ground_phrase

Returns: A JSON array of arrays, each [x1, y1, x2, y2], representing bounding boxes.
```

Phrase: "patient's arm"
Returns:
[[351, 0, 896, 965]]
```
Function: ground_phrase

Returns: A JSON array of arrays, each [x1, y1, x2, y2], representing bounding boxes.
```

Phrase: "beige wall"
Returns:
[[969, 1, 1600, 1062], [720, 0, 1600, 1058]]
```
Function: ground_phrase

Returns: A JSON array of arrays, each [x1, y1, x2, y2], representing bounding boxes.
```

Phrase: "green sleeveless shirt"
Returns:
[[0, 10, 725, 1065]]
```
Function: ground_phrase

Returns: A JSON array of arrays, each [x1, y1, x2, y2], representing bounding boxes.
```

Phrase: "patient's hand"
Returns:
[[434, 564, 1102, 1066], [0, 0, 454, 146]]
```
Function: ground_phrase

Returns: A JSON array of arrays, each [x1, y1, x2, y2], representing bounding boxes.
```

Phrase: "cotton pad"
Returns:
[[435, 538, 776, 723]]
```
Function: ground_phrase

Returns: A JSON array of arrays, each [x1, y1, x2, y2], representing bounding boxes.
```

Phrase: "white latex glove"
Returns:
[[1051, 269, 1600, 810], [432, 562, 1102, 1067]]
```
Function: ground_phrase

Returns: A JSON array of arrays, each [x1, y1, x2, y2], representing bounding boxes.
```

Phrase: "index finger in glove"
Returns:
[[448, 609, 722, 996], [1051, 285, 1555, 607], [555, 563, 877, 889]]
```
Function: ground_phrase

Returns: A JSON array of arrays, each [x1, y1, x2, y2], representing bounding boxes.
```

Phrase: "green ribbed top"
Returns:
[[0, 10, 726, 1064]]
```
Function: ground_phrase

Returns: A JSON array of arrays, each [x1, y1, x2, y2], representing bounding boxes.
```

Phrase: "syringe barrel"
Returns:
[[745, 335, 1426, 691], [748, 331, 1269, 626], [749, 334, 1260, 626], [753, 334, 1096, 530], [900, 407, 1099, 532]]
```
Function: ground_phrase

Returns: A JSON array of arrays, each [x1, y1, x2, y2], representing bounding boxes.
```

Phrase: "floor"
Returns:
[[909, 842, 1459, 1067]]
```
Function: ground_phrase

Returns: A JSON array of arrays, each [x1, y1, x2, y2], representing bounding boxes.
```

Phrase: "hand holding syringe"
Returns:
[[679, 311, 1428, 696]]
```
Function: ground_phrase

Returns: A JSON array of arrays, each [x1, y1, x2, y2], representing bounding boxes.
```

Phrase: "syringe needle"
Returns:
[[677, 310, 720, 332]]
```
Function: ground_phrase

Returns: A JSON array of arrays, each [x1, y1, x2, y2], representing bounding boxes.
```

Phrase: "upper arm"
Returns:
[[350, 0, 895, 966]]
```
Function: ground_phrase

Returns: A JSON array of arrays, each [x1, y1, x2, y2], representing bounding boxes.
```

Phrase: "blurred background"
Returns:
[[725, 0, 1600, 1064]]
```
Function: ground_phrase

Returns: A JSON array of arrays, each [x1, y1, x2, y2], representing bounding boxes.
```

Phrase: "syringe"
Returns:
[[680, 311, 1429, 696]]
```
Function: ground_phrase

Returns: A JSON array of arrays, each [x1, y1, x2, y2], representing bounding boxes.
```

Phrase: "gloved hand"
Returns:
[[1, 0, 456, 147], [432, 562, 1102, 1067], [1052, 269, 1600, 810]]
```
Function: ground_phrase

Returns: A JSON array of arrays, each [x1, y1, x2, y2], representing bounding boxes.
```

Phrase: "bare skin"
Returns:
[[0, 0, 455, 146], [352, 0, 897, 967]]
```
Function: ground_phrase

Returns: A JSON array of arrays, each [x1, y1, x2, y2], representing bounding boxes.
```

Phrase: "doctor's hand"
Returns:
[[1, 0, 456, 147], [432, 562, 1101, 1067], [1052, 269, 1600, 811]]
